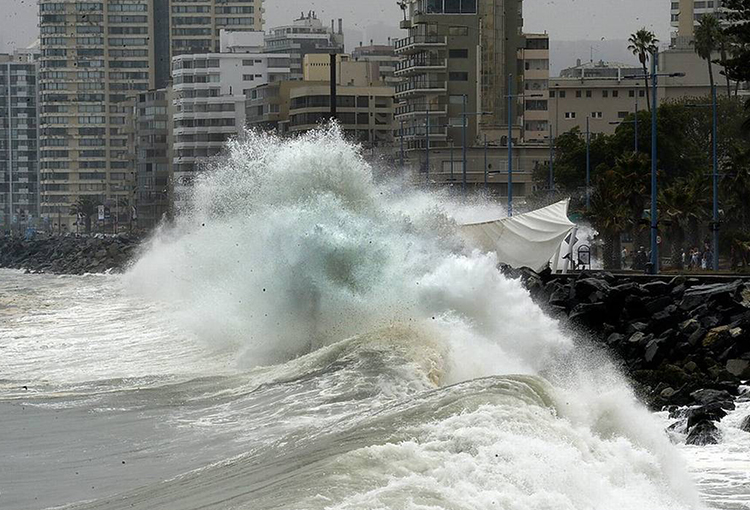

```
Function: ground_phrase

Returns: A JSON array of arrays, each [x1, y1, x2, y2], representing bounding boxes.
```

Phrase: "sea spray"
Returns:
[[115, 125, 703, 509]]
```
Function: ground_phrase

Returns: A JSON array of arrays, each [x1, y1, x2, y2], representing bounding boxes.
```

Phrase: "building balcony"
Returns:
[[394, 57, 446, 77], [398, 125, 448, 140], [394, 35, 447, 55], [395, 103, 447, 119], [395, 80, 447, 98]]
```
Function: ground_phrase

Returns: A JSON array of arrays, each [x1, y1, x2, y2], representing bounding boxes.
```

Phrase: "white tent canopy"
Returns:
[[459, 199, 576, 271]]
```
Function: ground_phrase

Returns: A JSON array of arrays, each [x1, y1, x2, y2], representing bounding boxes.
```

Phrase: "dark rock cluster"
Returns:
[[502, 265, 750, 445], [0, 234, 139, 275]]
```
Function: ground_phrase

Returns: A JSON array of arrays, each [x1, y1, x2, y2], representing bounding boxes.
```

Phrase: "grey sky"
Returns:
[[2, 0, 671, 68]]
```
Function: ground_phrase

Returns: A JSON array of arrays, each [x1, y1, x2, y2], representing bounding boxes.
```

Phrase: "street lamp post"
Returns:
[[400, 119, 405, 169], [462, 94, 468, 193], [586, 116, 591, 211], [425, 111, 430, 185], [484, 134, 488, 190], [712, 84, 719, 271], [508, 73, 514, 216], [549, 123, 554, 194], [624, 57, 685, 274], [634, 92, 639, 153], [650, 49, 659, 274]]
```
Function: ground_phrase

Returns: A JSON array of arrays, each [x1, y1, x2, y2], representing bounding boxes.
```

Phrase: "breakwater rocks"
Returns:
[[0, 234, 139, 275], [503, 266, 750, 445]]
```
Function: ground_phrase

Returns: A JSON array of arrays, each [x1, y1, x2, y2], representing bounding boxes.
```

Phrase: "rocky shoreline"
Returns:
[[503, 265, 750, 445], [0, 234, 139, 275]]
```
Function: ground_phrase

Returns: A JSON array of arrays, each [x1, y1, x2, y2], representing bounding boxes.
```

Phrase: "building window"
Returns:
[[559, 91, 566, 98], [639, 90, 645, 97], [629, 90, 635, 97], [618, 111, 629, 119], [549, 90, 555, 98], [612, 90, 619, 97], [586, 90, 592, 98], [243, 74, 255, 81], [602, 90, 609, 98], [449, 48, 469, 59], [448, 26, 469, 36], [564, 112, 576, 119], [591, 112, 603, 119], [576, 90, 582, 98], [449, 72, 469, 81]]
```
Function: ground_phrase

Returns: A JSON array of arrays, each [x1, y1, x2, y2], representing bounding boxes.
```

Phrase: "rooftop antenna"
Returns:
[[397, 1, 408, 22]]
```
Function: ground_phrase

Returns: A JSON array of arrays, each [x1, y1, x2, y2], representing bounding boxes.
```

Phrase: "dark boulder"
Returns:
[[685, 420, 721, 445]]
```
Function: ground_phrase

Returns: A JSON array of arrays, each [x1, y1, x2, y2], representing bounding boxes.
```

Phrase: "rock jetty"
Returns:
[[502, 265, 750, 445], [0, 234, 139, 275]]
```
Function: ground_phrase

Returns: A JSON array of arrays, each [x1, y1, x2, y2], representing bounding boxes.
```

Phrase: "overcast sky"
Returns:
[[2, 0, 671, 65]]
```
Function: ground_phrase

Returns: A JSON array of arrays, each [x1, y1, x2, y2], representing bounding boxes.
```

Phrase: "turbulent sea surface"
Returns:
[[1, 128, 748, 510]]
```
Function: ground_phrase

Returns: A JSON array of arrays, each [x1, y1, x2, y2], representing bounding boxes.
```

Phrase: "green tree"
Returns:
[[660, 174, 708, 268], [588, 168, 630, 270], [693, 15, 721, 98], [628, 29, 659, 112], [718, 0, 750, 92], [69, 195, 99, 234]]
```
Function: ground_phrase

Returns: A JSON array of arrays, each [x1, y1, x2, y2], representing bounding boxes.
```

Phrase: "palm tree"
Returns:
[[69, 195, 99, 234], [609, 152, 651, 252], [628, 29, 659, 112], [589, 169, 630, 270], [693, 15, 721, 99], [660, 176, 706, 269]]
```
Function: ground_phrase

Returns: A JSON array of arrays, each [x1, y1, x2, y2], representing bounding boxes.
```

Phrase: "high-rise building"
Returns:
[[395, 0, 523, 156], [264, 12, 345, 81], [132, 87, 172, 230], [0, 50, 40, 232], [38, 0, 266, 230], [38, 0, 154, 231], [520, 33, 549, 143], [170, 31, 290, 209]]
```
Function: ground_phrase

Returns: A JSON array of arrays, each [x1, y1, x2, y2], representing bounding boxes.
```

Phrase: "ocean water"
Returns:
[[0, 127, 746, 510]]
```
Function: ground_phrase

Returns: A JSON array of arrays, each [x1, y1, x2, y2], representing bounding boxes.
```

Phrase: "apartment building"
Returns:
[[37, 1, 267, 230], [351, 44, 400, 86], [38, 0, 155, 231], [671, 0, 729, 34], [394, 0, 523, 152], [246, 59, 396, 147], [171, 36, 290, 208], [264, 12, 345, 81], [133, 87, 172, 230], [169, 0, 263, 57], [0, 51, 40, 232], [520, 33, 550, 143]]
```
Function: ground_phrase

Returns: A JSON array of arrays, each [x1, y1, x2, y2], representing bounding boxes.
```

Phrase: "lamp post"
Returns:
[[625, 56, 686, 274], [549, 123, 554, 195], [425, 111, 431, 185], [458, 94, 491, 196], [586, 116, 591, 211], [484, 134, 488, 190], [650, 50, 658, 273], [686, 88, 720, 271], [399, 119, 404, 169]]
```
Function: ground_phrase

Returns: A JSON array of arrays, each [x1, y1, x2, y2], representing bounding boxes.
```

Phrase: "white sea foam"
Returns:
[[0, 126, 709, 509]]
